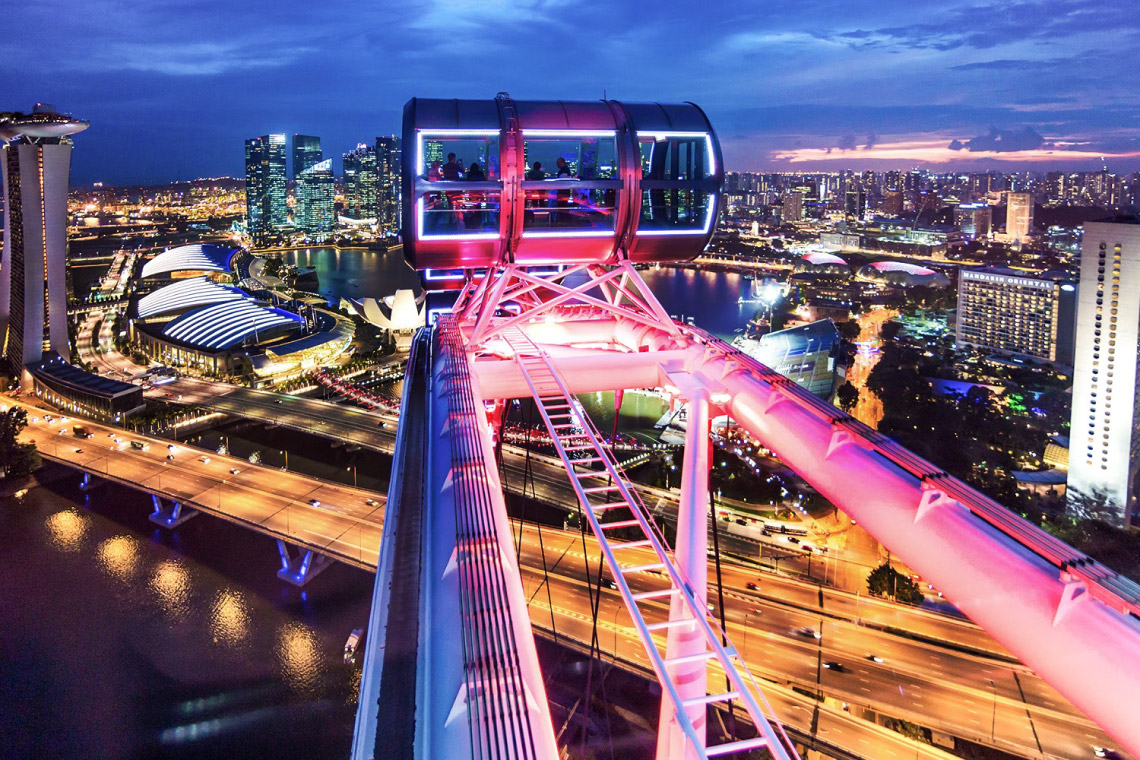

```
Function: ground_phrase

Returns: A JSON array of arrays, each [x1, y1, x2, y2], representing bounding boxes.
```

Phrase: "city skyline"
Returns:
[[3, 0, 1139, 185]]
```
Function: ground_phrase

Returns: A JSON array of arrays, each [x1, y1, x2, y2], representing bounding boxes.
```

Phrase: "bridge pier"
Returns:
[[149, 495, 199, 528], [276, 539, 333, 587]]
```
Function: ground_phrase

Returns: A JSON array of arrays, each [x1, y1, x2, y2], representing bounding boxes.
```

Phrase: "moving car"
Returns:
[[199, 456, 210, 463], [797, 627, 822, 639], [822, 661, 844, 671]]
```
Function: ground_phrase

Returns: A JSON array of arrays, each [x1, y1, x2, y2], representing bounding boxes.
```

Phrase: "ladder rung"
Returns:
[[600, 519, 641, 529], [682, 690, 740, 707], [621, 562, 665, 574], [666, 651, 718, 668], [564, 445, 596, 452], [591, 502, 630, 511], [584, 485, 621, 494], [705, 738, 769, 757], [611, 539, 653, 550], [646, 618, 694, 632], [632, 588, 679, 601]]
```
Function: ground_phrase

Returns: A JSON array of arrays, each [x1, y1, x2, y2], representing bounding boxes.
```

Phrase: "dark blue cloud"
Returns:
[[1, 0, 1137, 182], [949, 127, 1047, 152]]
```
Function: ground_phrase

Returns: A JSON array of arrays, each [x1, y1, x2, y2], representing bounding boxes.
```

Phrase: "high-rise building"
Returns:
[[781, 190, 803, 222], [292, 134, 322, 180], [296, 158, 335, 237], [956, 266, 1076, 365], [844, 189, 866, 220], [1006, 191, 1033, 242], [0, 105, 88, 386], [343, 143, 378, 222], [245, 134, 287, 247], [955, 202, 992, 239], [1067, 220, 1140, 526], [376, 136, 401, 238], [882, 190, 904, 216]]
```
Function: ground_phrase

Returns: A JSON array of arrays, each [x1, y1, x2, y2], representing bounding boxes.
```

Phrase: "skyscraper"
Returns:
[[0, 105, 88, 386], [1067, 220, 1140, 526], [296, 158, 335, 237], [245, 134, 286, 247], [844, 189, 866, 220], [292, 134, 322, 180], [1006, 192, 1033, 242], [781, 190, 803, 222], [956, 266, 1075, 365], [955, 202, 992, 239], [343, 143, 378, 221], [376, 135, 401, 238]]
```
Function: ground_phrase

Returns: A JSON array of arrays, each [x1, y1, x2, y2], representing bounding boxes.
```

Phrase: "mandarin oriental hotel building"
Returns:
[[955, 266, 1077, 366]]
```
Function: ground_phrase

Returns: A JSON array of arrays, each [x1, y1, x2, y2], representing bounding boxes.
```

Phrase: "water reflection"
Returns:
[[150, 559, 191, 618], [210, 590, 249, 648], [276, 622, 322, 696], [45, 509, 87, 552], [97, 535, 140, 581]]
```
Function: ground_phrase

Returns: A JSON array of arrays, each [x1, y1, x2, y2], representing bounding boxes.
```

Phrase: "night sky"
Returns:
[[4, 0, 1138, 185]]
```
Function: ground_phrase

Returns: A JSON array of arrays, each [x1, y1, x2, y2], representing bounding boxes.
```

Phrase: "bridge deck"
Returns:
[[10, 397, 384, 569]]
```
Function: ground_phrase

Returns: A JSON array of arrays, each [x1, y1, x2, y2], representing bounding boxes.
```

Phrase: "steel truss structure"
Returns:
[[445, 259, 1140, 759]]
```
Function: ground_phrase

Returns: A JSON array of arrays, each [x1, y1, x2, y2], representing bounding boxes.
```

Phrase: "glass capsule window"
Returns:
[[417, 133, 500, 180], [522, 188, 617, 232], [418, 191, 501, 238], [639, 188, 712, 232], [638, 133, 714, 180], [521, 134, 619, 180]]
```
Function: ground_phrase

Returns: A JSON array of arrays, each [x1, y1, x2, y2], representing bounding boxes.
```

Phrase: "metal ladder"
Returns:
[[500, 326, 799, 760]]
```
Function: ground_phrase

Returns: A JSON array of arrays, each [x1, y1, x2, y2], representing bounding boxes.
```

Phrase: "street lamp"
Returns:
[[988, 679, 997, 741], [347, 465, 357, 488]]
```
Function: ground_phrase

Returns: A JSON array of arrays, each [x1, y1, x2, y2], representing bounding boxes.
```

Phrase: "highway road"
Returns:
[[512, 523, 1126, 760], [10, 397, 384, 569], [13, 393, 1129, 759]]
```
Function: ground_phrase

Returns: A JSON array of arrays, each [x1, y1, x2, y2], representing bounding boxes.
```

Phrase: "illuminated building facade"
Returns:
[[1006, 191, 1033, 242], [1067, 220, 1140, 526], [0, 105, 88, 386], [244, 133, 286, 246], [956, 202, 992, 239], [343, 143, 378, 221], [956, 266, 1076, 365], [781, 190, 803, 222], [376, 135, 400, 238], [292, 134, 322, 179], [296, 158, 335, 236]]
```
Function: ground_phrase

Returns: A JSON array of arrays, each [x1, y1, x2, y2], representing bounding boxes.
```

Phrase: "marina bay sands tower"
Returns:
[[0, 104, 88, 386]]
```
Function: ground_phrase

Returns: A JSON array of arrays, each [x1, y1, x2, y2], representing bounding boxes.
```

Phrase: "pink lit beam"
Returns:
[[657, 387, 711, 760], [703, 358, 1140, 757]]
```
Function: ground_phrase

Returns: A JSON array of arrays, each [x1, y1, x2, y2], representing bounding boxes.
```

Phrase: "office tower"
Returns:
[[0, 105, 88, 386], [343, 143, 378, 221], [292, 134, 322, 179], [882, 190, 904, 216], [781, 190, 803, 222], [956, 266, 1076, 365], [376, 135, 401, 238], [1006, 191, 1033, 242], [296, 158, 335, 237], [844, 189, 866, 220], [1067, 220, 1140, 526], [245, 134, 287, 247], [955, 203, 992, 239]]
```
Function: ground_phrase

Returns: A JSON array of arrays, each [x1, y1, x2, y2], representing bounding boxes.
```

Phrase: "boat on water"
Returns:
[[344, 627, 363, 663]]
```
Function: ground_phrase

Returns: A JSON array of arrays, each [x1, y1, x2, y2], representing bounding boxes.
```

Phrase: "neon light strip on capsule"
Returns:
[[520, 129, 617, 138], [415, 129, 499, 178], [417, 197, 500, 242]]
